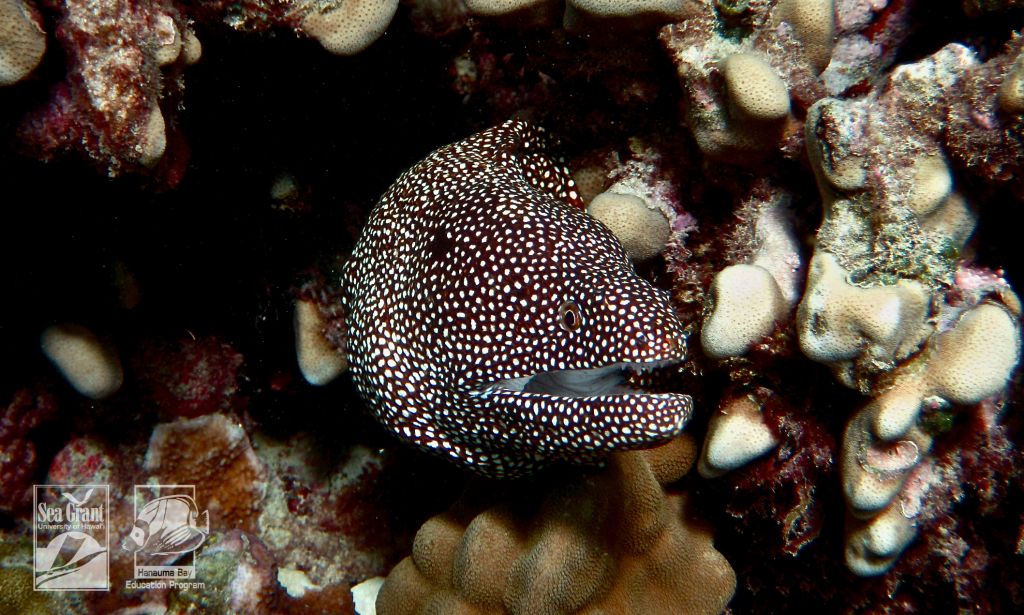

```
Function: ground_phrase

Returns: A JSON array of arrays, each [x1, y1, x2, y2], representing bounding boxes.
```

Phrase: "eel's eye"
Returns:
[[558, 301, 583, 332]]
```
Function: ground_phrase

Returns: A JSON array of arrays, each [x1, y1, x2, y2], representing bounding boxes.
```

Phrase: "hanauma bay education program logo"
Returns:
[[33, 484, 110, 591], [122, 484, 209, 585]]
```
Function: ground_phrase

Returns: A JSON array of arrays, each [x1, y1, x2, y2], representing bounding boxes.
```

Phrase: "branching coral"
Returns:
[[698, 391, 780, 477], [839, 296, 1021, 574], [797, 252, 931, 389], [795, 43, 1024, 575], [696, 183, 803, 362], [687, 33, 1024, 585]]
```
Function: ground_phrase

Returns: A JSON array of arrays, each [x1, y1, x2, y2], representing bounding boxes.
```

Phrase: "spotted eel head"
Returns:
[[441, 125, 692, 476], [457, 200, 688, 393], [345, 120, 692, 478]]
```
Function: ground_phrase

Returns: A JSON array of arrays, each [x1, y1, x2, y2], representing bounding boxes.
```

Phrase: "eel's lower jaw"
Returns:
[[481, 359, 678, 399]]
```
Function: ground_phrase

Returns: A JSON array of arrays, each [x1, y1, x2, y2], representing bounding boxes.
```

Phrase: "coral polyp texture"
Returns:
[[299, 0, 400, 55], [2, 1, 1024, 614], [39, 323, 123, 400], [701, 263, 787, 359], [294, 297, 349, 386], [376, 434, 736, 615], [0, 0, 44, 86], [587, 190, 673, 262]]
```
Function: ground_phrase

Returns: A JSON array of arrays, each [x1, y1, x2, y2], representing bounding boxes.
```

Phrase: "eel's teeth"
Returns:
[[626, 360, 665, 375]]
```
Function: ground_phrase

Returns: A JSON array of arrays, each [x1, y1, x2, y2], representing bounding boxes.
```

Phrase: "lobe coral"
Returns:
[[376, 434, 736, 615]]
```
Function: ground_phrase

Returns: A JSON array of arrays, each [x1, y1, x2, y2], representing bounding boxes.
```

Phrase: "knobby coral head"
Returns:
[[342, 120, 693, 478]]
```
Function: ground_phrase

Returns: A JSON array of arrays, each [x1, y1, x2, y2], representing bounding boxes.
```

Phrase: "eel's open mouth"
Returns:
[[482, 360, 675, 398]]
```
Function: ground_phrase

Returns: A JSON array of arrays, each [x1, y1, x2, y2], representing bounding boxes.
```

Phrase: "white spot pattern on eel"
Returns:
[[342, 120, 693, 478]]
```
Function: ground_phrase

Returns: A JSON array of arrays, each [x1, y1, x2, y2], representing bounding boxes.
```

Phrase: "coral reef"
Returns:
[[294, 296, 348, 386], [40, 323, 123, 399], [376, 434, 736, 615], [791, 40, 1024, 576], [0, 0, 45, 86], [145, 413, 268, 533], [8, 0, 402, 180], [945, 34, 1024, 196], [0, 533, 58, 614], [701, 263, 787, 359], [0, 387, 58, 515], [36, 414, 442, 612], [1, 1, 1023, 613], [170, 530, 281, 614], [15, 0, 193, 178], [252, 434, 426, 588], [134, 335, 246, 419], [652, 7, 1024, 597], [300, 0, 401, 55], [587, 190, 673, 262], [660, 0, 823, 160]]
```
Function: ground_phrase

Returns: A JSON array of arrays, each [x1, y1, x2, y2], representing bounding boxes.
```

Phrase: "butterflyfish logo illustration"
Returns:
[[33, 484, 110, 591], [123, 485, 208, 583]]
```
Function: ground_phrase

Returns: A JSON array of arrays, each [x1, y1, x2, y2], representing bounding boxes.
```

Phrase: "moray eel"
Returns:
[[342, 120, 692, 478]]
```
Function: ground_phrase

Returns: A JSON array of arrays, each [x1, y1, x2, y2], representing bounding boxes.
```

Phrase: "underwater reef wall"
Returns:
[[2, 1, 1024, 614]]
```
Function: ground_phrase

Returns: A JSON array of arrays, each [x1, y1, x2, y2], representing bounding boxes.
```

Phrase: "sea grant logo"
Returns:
[[122, 484, 208, 590], [33, 484, 110, 591]]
